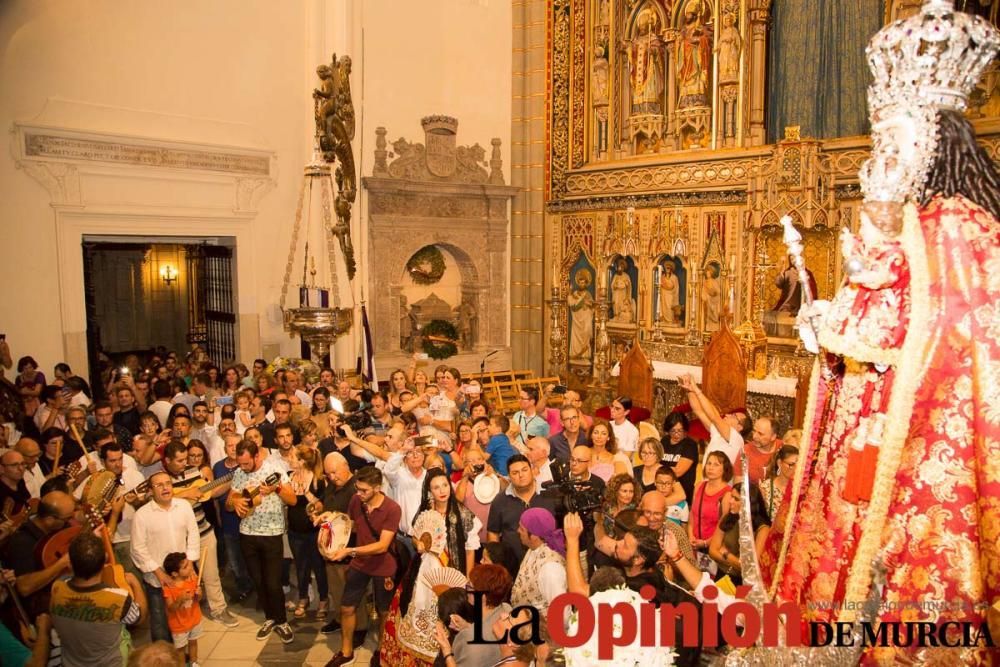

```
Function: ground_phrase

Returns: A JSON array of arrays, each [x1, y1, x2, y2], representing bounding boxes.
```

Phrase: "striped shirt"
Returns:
[[167, 466, 213, 537]]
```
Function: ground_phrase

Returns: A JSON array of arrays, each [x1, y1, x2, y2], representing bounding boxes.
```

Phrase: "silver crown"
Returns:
[[867, 0, 1000, 115], [860, 1, 1000, 205]]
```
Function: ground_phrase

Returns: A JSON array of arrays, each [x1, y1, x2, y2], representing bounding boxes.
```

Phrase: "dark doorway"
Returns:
[[82, 238, 236, 397]]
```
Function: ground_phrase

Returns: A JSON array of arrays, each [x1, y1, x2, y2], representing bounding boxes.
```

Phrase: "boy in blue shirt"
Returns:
[[485, 414, 517, 476]]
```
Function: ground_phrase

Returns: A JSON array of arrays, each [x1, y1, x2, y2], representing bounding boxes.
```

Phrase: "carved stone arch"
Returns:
[[560, 241, 595, 292], [626, 0, 667, 39]]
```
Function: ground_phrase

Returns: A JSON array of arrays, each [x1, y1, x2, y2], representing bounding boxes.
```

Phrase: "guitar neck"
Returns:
[[200, 471, 235, 495]]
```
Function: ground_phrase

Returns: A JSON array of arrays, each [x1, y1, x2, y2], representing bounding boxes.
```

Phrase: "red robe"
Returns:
[[762, 196, 1000, 665]]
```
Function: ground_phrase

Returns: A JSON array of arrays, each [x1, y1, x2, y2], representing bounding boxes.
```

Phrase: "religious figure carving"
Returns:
[[701, 263, 722, 331], [657, 260, 681, 325], [568, 269, 595, 361], [626, 9, 665, 114], [772, 254, 818, 315], [676, 0, 714, 109], [715, 12, 742, 85], [399, 295, 417, 352], [455, 298, 478, 351], [592, 40, 611, 157], [610, 259, 636, 323], [314, 54, 357, 280]]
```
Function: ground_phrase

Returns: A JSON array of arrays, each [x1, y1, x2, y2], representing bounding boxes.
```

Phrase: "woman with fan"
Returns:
[[412, 468, 481, 577], [380, 509, 469, 667]]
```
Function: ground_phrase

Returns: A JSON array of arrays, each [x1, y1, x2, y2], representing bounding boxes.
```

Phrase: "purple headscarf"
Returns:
[[519, 508, 565, 556]]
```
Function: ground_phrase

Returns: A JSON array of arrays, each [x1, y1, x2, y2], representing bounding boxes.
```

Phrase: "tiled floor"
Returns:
[[134, 597, 377, 667]]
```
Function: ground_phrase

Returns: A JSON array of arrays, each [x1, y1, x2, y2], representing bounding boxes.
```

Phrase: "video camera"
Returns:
[[540, 462, 604, 517], [335, 410, 372, 438]]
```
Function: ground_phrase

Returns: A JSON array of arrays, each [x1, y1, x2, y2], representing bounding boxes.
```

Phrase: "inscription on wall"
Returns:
[[24, 133, 270, 176]]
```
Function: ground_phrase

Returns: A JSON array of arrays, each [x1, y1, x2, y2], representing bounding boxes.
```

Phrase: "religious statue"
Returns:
[[399, 295, 417, 352], [567, 269, 595, 361], [772, 254, 818, 315], [700, 263, 721, 331], [313, 54, 358, 280], [609, 259, 636, 323], [455, 298, 478, 351], [753, 5, 1000, 664], [675, 0, 713, 109], [657, 260, 681, 325], [715, 11, 742, 85], [625, 9, 665, 114], [592, 40, 610, 157]]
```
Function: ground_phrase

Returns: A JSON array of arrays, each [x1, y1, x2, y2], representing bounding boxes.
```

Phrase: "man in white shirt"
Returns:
[[14, 438, 45, 499], [525, 436, 554, 490], [130, 470, 200, 643], [381, 441, 427, 536], [282, 370, 313, 409], [90, 442, 146, 578], [679, 374, 750, 477], [147, 380, 174, 428]]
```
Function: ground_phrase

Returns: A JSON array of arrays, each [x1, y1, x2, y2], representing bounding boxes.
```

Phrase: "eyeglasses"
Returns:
[[570, 457, 591, 464], [669, 427, 685, 435], [640, 450, 658, 457], [2, 462, 26, 468]]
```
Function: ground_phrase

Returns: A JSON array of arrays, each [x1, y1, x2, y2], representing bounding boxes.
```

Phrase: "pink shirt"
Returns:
[[691, 481, 732, 541]]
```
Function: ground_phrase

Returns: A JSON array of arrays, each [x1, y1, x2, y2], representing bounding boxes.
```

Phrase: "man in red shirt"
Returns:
[[325, 466, 401, 667], [734, 416, 780, 485]]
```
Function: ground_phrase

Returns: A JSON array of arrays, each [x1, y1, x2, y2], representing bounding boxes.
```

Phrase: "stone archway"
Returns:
[[363, 116, 517, 376]]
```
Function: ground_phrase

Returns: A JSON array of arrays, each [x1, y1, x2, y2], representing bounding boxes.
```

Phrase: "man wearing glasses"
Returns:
[[511, 387, 549, 449], [0, 450, 31, 514], [131, 471, 200, 643], [547, 406, 589, 464]]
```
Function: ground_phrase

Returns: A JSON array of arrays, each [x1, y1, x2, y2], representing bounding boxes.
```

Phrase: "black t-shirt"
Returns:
[[0, 479, 31, 516], [661, 436, 700, 502], [318, 437, 371, 473], [625, 568, 703, 666], [288, 478, 327, 533], [258, 421, 300, 449], [322, 477, 357, 514], [486, 491, 558, 576], [114, 408, 142, 441], [1, 521, 50, 618]]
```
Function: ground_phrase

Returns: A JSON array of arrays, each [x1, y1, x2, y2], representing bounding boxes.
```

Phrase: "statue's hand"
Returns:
[[796, 300, 829, 354]]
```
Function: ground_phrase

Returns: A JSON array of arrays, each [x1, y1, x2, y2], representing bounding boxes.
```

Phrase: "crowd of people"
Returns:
[[0, 343, 801, 667]]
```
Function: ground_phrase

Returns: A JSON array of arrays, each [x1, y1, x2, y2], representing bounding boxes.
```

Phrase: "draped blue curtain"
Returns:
[[767, 0, 885, 142]]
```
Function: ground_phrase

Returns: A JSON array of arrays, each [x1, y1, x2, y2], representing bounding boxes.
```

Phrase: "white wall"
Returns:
[[0, 0, 511, 376]]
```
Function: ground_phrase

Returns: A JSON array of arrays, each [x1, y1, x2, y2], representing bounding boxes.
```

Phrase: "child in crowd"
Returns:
[[234, 390, 253, 435], [162, 552, 203, 667]]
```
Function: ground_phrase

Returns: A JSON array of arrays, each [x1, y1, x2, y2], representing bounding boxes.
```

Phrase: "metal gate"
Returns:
[[186, 244, 236, 363]]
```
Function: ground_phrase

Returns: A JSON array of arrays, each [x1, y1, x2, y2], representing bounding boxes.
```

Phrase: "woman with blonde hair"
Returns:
[[387, 368, 411, 415], [287, 445, 328, 618]]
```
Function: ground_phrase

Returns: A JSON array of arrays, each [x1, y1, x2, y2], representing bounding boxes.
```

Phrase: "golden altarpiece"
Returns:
[[544, 0, 1000, 431]]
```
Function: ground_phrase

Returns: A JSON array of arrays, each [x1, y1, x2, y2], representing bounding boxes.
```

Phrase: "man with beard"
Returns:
[[565, 512, 703, 666]]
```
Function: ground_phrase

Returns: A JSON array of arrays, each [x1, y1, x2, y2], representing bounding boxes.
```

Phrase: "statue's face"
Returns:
[[860, 103, 936, 207]]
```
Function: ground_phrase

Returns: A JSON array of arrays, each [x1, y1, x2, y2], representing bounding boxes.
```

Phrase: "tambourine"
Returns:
[[316, 511, 353, 561]]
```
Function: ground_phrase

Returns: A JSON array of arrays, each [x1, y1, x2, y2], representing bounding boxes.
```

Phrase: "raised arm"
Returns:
[[679, 374, 730, 440]]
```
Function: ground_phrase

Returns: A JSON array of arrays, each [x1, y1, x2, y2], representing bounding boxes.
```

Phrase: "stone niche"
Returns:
[[362, 116, 518, 376]]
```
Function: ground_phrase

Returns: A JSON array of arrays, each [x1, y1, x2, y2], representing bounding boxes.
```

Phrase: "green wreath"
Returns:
[[406, 245, 446, 285], [421, 319, 459, 360]]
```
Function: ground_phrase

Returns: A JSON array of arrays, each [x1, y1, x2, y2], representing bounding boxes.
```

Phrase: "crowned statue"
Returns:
[[752, 3, 1000, 664]]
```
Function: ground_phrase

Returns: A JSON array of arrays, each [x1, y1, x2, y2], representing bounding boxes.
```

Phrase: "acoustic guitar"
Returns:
[[174, 470, 236, 504], [85, 505, 128, 590], [37, 472, 122, 568], [240, 472, 281, 516], [0, 559, 36, 645], [1, 497, 37, 532]]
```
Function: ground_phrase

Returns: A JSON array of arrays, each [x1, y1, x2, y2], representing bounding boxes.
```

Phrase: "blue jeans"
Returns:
[[287, 530, 328, 601], [222, 532, 254, 595], [142, 580, 171, 642]]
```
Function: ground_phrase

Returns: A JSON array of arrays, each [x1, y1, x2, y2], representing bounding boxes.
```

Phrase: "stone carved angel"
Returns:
[[314, 54, 357, 279]]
